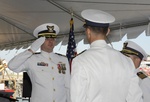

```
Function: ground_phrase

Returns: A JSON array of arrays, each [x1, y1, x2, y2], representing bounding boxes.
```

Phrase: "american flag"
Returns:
[[66, 17, 77, 72]]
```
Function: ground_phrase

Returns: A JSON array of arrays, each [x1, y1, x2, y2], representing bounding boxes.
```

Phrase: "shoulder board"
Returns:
[[34, 52, 41, 54], [137, 72, 147, 79], [55, 53, 66, 57]]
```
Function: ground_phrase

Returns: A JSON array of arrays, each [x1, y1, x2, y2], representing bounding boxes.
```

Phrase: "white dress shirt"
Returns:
[[71, 40, 143, 102], [140, 77, 150, 102], [8, 50, 70, 102]]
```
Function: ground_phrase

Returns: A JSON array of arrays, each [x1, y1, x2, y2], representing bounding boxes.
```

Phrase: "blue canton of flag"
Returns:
[[66, 17, 77, 72]]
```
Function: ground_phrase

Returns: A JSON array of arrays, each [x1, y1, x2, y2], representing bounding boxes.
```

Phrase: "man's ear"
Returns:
[[136, 57, 142, 63], [86, 28, 91, 38], [106, 28, 110, 36]]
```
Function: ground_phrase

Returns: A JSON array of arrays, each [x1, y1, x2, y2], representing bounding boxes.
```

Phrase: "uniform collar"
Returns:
[[90, 40, 107, 48], [41, 50, 53, 59]]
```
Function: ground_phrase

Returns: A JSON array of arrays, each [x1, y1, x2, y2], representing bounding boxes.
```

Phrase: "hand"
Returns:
[[30, 37, 45, 52]]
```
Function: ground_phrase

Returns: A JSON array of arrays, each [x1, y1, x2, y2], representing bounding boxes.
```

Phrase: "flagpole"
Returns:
[[66, 12, 77, 73]]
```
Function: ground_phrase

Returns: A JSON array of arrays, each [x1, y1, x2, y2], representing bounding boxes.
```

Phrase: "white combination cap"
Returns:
[[121, 40, 148, 60], [81, 9, 115, 27], [33, 23, 59, 38]]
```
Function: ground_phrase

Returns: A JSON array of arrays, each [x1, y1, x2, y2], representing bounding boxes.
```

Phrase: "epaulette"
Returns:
[[55, 53, 66, 57], [137, 72, 147, 79], [34, 52, 41, 54]]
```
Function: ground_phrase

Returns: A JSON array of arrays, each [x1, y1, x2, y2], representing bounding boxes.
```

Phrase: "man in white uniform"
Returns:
[[8, 23, 70, 102], [70, 9, 143, 102], [121, 40, 149, 102]]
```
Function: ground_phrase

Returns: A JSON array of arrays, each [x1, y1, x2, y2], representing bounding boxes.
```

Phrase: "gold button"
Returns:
[[52, 67, 54, 69], [52, 77, 54, 80], [53, 89, 55, 91], [49, 58, 51, 60]]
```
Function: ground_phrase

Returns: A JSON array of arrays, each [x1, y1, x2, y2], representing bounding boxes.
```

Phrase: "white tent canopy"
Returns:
[[0, 0, 150, 50]]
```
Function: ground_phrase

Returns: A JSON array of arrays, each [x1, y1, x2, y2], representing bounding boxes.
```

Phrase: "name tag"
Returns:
[[37, 62, 48, 66]]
